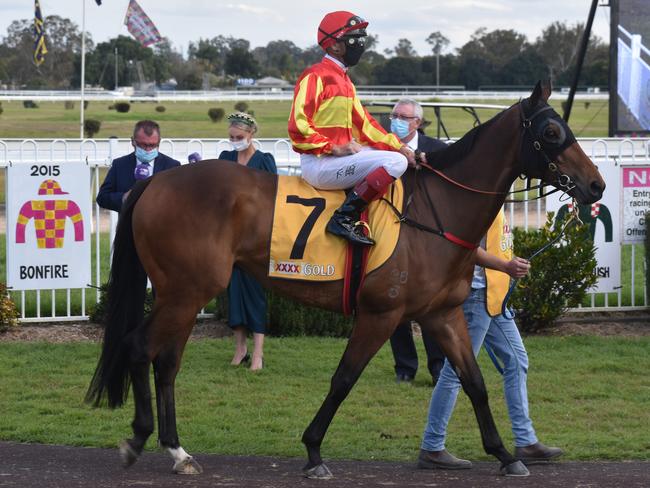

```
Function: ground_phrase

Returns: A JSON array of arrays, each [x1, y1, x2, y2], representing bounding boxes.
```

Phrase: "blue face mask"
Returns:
[[390, 118, 411, 140], [135, 146, 158, 163]]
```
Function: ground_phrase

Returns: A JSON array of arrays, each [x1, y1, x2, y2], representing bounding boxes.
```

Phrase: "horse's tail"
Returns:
[[85, 179, 152, 408]]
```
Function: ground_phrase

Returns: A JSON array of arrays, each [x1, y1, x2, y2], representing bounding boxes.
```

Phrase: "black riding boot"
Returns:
[[326, 191, 375, 246]]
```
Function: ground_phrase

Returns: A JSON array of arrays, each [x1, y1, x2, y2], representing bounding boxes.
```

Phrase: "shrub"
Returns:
[[89, 283, 154, 324], [0, 283, 19, 333], [107, 104, 115, 110], [0, 103, 3, 116], [510, 212, 598, 332], [23, 100, 38, 109], [208, 107, 225, 123], [214, 290, 353, 337], [84, 118, 101, 138], [234, 101, 249, 113], [155, 105, 166, 113], [64, 101, 75, 110], [114, 102, 130, 113], [84, 100, 89, 109]]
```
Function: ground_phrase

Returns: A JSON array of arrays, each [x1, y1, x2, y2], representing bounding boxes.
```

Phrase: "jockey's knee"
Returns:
[[385, 152, 408, 178]]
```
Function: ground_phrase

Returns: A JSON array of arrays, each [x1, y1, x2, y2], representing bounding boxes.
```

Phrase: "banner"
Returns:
[[6, 163, 91, 290], [546, 162, 621, 293], [33, 0, 47, 66], [124, 0, 162, 47], [622, 165, 650, 242]]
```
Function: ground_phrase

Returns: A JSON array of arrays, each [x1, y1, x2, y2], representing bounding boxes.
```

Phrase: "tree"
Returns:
[[3, 15, 92, 88], [393, 38, 417, 57], [188, 35, 233, 75], [457, 28, 529, 89], [426, 31, 449, 56], [224, 39, 259, 78], [426, 31, 450, 87], [534, 21, 584, 84]]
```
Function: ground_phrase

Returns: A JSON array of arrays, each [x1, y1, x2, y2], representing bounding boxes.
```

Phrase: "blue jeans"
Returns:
[[421, 288, 538, 451]]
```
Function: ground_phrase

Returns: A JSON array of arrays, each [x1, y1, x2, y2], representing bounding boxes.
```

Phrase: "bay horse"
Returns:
[[86, 81, 604, 478]]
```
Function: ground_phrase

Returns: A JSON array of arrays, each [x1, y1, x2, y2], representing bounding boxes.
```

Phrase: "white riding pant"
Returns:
[[300, 146, 407, 190]]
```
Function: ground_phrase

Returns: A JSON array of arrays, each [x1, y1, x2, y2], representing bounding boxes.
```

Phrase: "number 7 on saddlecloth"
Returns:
[[285, 195, 326, 260]]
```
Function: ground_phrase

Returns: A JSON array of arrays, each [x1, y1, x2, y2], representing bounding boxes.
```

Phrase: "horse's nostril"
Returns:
[[591, 180, 605, 196]]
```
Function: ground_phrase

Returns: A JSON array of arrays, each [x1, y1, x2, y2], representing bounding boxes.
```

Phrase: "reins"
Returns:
[[499, 202, 583, 319]]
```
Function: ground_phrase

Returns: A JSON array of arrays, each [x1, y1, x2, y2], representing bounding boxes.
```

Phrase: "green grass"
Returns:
[[0, 98, 609, 139], [0, 336, 648, 461]]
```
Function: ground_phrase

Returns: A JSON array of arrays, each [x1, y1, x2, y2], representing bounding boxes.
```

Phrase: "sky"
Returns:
[[0, 0, 612, 56]]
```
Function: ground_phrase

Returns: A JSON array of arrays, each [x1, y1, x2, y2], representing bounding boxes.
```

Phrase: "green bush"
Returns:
[[155, 105, 166, 113], [511, 212, 598, 332], [0, 103, 3, 117], [214, 290, 353, 337], [0, 283, 19, 333], [64, 101, 74, 110], [114, 102, 130, 113], [107, 104, 115, 110], [234, 101, 249, 113], [89, 283, 154, 324], [208, 107, 225, 123], [84, 119, 101, 138], [23, 100, 38, 109], [84, 100, 89, 109]]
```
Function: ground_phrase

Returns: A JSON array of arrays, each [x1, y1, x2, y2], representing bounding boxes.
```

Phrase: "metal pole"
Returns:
[[80, 0, 86, 138], [436, 53, 440, 91], [563, 0, 599, 122], [115, 47, 118, 90]]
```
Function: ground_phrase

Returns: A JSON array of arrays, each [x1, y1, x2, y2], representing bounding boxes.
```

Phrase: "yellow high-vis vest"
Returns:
[[484, 210, 513, 316]]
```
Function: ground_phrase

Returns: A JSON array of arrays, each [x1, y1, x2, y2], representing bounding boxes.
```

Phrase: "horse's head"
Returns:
[[519, 80, 605, 204]]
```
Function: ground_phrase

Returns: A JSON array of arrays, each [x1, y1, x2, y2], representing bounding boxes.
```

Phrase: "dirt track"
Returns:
[[0, 442, 648, 488]]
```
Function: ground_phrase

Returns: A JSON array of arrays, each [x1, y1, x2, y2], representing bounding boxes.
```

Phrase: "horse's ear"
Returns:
[[529, 81, 542, 106], [540, 79, 552, 102]]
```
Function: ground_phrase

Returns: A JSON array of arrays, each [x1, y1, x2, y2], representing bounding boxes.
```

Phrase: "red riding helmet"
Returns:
[[317, 11, 368, 50]]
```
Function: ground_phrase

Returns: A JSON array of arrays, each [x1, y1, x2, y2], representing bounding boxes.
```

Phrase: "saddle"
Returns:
[[268, 176, 404, 314]]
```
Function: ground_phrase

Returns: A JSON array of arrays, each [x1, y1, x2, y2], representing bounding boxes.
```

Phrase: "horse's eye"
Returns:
[[544, 126, 556, 139]]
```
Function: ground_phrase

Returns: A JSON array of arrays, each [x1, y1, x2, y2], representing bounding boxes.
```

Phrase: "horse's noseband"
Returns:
[[519, 101, 577, 192]]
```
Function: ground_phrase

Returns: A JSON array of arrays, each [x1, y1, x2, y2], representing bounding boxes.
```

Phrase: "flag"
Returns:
[[124, 0, 162, 47], [33, 0, 47, 66]]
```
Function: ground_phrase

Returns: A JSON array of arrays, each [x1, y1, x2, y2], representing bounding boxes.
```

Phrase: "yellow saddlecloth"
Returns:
[[269, 176, 403, 281]]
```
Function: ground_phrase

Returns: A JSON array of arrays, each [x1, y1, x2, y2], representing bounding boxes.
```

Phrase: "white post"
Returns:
[[80, 0, 86, 139], [629, 35, 642, 119]]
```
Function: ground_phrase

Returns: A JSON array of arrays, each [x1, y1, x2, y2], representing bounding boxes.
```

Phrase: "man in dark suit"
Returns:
[[388, 98, 447, 384], [97, 120, 180, 212]]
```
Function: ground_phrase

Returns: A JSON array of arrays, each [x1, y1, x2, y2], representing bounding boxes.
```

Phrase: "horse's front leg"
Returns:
[[302, 308, 402, 479], [419, 307, 528, 476]]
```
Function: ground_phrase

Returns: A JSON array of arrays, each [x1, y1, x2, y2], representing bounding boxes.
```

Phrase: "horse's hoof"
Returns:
[[119, 440, 139, 469], [500, 460, 529, 477], [303, 463, 333, 479], [173, 456, 203, 475]]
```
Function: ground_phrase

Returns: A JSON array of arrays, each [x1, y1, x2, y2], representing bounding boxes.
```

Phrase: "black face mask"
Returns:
[[342, 36, 366, 67]]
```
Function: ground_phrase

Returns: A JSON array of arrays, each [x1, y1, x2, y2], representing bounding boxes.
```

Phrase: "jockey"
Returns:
[[288, 11, 415, 246]]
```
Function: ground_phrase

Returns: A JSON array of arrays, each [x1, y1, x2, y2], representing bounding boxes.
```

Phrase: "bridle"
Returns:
[[386, 99, 582, 250], [415, 99, 578, 200]]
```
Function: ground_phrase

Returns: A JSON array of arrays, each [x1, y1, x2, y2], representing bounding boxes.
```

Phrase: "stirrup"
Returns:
[[354, 221, 372, 240]]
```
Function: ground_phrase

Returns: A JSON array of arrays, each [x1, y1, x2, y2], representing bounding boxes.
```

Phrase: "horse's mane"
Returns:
[[424, 107, 510, 170]]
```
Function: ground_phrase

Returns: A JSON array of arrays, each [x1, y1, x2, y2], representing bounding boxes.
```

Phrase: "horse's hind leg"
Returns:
[[150, 301, 203, 475], [120, 315, 157, 468], [302, 309, 401, 479], [419, 308, 528, 476]]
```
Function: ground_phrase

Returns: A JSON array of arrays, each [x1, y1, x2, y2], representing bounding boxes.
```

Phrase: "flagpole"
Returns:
[[80, 0, 86, 138]]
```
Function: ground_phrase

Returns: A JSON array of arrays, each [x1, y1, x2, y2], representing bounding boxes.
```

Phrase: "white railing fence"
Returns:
[[1, 138, 647, 322]]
